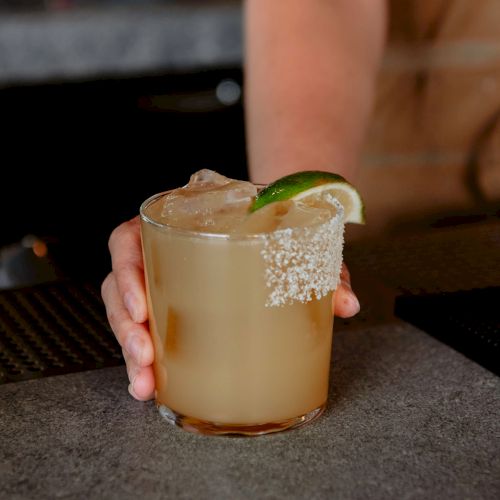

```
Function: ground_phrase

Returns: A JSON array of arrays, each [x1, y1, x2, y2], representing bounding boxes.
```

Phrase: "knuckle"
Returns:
[[100, 273, 113, 299], [108, 218, 140, 255], [106, 310, 124, 344], [107, 309, 118, 330], [108, 224, 125, 251]]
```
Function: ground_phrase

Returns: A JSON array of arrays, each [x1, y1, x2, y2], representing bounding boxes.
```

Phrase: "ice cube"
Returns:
[[161, 170, 258, 232], [233, 201, 292, 235], [233, 200, 333, 235], [187, 169, 231, 189], [277, 201, 332, 230]]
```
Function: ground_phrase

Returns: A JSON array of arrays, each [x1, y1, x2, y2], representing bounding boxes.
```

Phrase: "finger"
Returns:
[[334, 283, 360, 318], [333, 263, 360, 318], [123, 349, 140, 383], [123, 350, 155, 401], [340, 262, 351, 283], [101, 273, 154, 367], [129, 366, 155, 401], [108, 216, 148, 323]]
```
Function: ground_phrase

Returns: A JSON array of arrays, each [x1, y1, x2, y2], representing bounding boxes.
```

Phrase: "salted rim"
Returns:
[[139, 188, 344, 242], [260, 196, 345, 306]]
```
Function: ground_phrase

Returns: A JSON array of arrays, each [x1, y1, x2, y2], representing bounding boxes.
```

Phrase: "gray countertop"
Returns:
[[2, 222, 500, 499], [1, 319, 499, 499], [0, 2, 242, 88]]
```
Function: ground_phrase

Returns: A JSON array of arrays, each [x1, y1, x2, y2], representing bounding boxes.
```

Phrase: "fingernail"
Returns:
[[128, 381, 137, 399], [125, 292, 140, 322], [126, 335, 144, 365]]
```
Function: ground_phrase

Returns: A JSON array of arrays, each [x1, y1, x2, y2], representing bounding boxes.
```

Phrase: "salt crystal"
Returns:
[[261, 198, 345, 307]]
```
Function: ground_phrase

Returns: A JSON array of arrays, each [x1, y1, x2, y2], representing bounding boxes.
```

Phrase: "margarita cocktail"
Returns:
[[140, 169, 361, 435]]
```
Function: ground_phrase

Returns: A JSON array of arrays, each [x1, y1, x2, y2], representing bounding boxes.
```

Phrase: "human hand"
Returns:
[[101, 216, 155, 401], [101, 216, 360, 401], [335, 263, 361, 318]]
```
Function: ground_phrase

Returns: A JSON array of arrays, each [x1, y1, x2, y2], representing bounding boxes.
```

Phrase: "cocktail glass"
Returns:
[[140, 181, 344, 436]]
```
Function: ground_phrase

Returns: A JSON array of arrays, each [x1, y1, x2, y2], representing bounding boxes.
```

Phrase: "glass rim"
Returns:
[[139, 187, 344, 241]]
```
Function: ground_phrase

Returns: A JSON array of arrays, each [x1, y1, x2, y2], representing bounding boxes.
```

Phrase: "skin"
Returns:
[[245, 0, 387, 183], [101, 0, 387, 401]]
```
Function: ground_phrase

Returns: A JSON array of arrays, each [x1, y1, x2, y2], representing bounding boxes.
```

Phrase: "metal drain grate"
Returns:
[[0, 281, 123, 384]]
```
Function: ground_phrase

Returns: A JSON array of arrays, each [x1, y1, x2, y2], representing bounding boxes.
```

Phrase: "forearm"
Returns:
[[244, 0, 387, 183]]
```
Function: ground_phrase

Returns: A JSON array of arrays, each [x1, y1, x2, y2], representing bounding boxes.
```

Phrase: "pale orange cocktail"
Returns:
[[140, 170, 345, 435]]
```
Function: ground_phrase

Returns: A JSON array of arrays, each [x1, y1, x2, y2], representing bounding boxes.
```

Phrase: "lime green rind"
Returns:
[[250, 171, 347, 213]]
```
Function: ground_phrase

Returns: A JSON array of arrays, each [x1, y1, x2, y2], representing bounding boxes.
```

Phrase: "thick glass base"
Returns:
[[157, 403, 325, 436]]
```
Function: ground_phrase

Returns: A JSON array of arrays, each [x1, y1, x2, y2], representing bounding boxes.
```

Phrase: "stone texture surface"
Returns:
[[1, 322, 499, 499]]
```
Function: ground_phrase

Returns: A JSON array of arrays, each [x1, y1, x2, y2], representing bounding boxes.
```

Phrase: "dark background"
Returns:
[[1, 68, 247, 281]]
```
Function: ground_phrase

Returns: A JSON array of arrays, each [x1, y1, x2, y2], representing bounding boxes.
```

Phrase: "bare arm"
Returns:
[[245, 0, 387, 183], [245, 0, 387, 318]]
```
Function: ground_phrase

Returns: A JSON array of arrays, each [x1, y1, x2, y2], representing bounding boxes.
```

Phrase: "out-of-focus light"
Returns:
[[215, 79, 241, 106], [32, 240, 48, 258], [20, 235, 48, 258]]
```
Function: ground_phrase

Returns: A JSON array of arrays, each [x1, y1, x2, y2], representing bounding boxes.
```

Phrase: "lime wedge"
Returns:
[[250, 171, 365, 224]]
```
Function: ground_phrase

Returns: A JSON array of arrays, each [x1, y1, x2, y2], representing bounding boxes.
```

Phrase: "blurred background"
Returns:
[[0, 0, 499, 287], [356, 0, 500, 239], [1, 0, 246, 285]]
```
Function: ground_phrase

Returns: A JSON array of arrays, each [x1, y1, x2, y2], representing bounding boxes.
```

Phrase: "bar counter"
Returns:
[[1, 222, 499, 499]]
